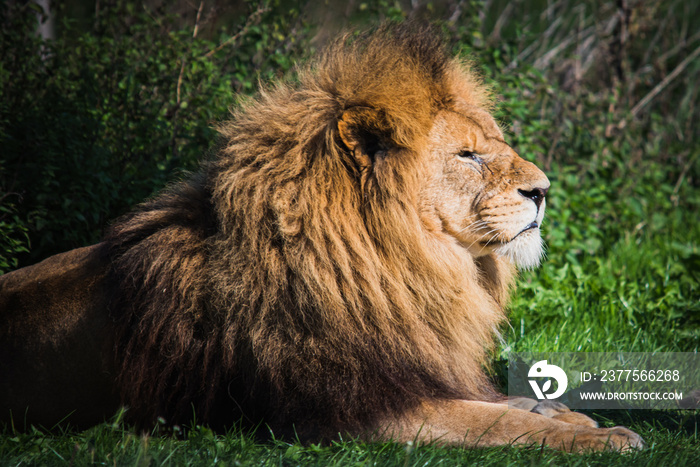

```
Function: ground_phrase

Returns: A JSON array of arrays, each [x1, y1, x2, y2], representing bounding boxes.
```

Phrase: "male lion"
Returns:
[[0, 24, 642, 451]]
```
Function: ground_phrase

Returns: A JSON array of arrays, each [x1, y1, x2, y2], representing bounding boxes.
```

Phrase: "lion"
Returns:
[[0, 23, 642, 451]]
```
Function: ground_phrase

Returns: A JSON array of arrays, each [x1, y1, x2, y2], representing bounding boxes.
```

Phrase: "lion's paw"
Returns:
[[575, 426, 645, 452]]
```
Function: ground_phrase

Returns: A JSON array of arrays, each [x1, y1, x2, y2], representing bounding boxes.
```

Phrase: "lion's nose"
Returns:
[[518, 186, 548, 210]]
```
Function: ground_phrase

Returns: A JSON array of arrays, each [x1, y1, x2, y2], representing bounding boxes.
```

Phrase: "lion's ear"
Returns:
[[338, 107, 391, 168]]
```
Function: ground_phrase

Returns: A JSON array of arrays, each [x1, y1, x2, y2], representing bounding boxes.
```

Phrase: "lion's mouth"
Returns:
[[517, 222, 540, 236], [479, 222, 539, 246]]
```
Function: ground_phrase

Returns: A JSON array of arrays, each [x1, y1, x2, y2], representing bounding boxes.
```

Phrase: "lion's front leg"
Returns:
[[373, 399, 643, 452]]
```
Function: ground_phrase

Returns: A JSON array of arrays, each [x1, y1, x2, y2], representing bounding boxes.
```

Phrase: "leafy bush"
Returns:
[[0, 1, 309, 268]]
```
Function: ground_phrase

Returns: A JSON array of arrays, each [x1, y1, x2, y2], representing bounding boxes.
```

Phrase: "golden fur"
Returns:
[[0, 23, 642, 451]]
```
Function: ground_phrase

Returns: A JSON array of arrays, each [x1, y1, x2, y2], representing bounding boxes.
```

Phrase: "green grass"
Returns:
[[506, 209, 700, 354], [1, 413, 699, 466]]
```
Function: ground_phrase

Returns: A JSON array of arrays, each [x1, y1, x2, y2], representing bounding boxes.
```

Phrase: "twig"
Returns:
[[543, 0, 565, 23], [176, 60, 186, 105], [642, 1, 675, 66], [506, 15, 562, 70], [193, 0, 204, 39], [94, 0, 100, 31], [621, 43, 700, 126], [574, 3, 586, 84], [203, 5, 268, 58], [177, 1, 204, 105], [579, 35, 597, 75], [488, 0, 516, 45], [671, 151, 694, 206], [612, 0, 629, 82], [533, 25, 595, 69], [657, 30, 700, 64], [478, 0, 494, 32], [448, 0, 467, 24]]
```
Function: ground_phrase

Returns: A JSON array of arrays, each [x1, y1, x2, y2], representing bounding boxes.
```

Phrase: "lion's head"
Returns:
[[337, 100, 549, 273], [97, 23, 552, 438], [415, 108, 549, 269]]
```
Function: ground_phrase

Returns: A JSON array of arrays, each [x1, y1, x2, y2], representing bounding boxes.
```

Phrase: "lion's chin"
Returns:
[[493, 230, 544, 270]]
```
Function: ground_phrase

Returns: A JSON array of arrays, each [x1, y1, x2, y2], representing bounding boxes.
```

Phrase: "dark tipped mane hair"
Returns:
[[105, 23, 512, 440]]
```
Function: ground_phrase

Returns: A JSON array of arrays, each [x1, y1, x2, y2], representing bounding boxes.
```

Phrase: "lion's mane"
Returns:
[[106, 24, 515, 440]]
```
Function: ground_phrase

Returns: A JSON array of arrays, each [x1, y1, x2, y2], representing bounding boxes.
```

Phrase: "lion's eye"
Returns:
[[458, 150, 483, 164]]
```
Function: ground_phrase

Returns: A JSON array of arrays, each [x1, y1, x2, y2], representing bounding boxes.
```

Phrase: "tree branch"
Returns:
[[203, 5, 268, 58], [620, 43, 700, 127]]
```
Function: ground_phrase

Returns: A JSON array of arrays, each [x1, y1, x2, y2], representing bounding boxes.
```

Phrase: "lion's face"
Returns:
[[418, 109, 550, 269]]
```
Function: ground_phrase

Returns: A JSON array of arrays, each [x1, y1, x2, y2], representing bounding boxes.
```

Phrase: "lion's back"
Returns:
[[0, 244, 120, 429]]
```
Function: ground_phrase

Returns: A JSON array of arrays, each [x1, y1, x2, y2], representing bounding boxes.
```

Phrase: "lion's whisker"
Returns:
[[464, 228, 499, 250], [458, 219, 489, 236]]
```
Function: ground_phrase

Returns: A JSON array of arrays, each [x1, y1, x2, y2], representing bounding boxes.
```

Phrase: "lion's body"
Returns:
[[0, 24, 642, 451]]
